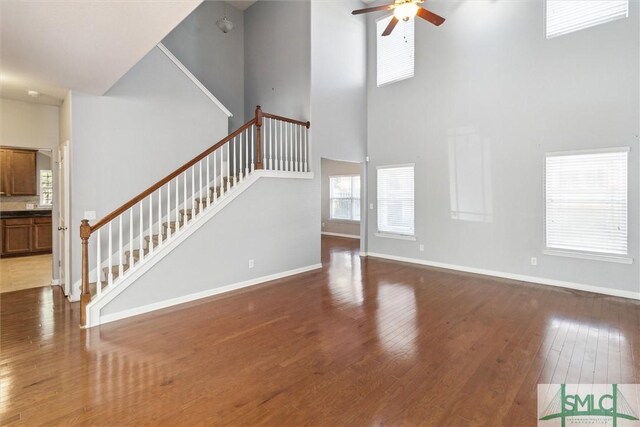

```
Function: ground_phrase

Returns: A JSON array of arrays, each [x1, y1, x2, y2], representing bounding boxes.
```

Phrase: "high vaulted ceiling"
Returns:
[[0, 0, 202, 105]]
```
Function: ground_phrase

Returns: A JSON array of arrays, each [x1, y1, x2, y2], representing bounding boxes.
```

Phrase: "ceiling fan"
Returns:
[[352, 0, 445, 36]]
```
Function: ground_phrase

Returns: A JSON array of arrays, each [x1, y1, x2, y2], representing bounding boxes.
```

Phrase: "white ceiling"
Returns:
[[0, 0, 202, 106], [226, 1, 257, 11]]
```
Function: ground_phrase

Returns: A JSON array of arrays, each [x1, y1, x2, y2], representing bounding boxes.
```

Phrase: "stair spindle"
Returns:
[[295, 124, 299, 172], [96, 228, 102, 296], [239, 133, 244, 182], [213, 151, 218, 202], [108, 222, 114, 285], [279, 121, 284, 170], [251, 125, 255, 172], [206, 156, 211, 207], [129, 209, 134, 267], [199, 161, 204, 213], [233, 137, 237, 186], [148, 194, 154, 255], [139, 202, 144, 262], [166, 184, 172, 239], [226, 143, 230, 192], [191, 166, 196, 219], [245, 129, 249, 177], [175, 178, 180, 232], [118, 215, 124, 277], [304, 125, 308, 172], [158, 189, 163, 246], [183, 171, 187, 225]]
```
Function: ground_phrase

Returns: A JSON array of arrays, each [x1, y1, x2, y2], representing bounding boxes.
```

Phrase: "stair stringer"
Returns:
[[84, 170, 314, 328]]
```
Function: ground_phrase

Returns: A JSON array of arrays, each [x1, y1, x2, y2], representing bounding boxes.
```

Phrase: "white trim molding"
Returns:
[[363, 252, 640, 300], [543, 249, 633, 264], [157, 43, 233, 118], [321, 232, 360, 239], [98, 263, 322, 327]]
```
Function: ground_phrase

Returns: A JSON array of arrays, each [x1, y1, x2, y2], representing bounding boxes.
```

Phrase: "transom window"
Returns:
[[329, 175, 361, 221], [40, 169, 53, 206], [376, 15, 414, 87], [546, 0, 628, 38]]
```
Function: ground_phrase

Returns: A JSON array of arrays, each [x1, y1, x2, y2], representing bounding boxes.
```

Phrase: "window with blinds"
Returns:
[[377, 15, 414, 87], [545, 148, 628, 256], [377, 165, 415, 236], [546, 0, 628, 38], [329, 175, 361, 221]]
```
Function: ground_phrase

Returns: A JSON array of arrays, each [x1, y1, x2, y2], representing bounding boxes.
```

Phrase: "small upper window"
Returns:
[[329, 175, 361, 221], [377, 15, 414, 86], [546, 0, 628, 38], [40, 170, 53, 206]]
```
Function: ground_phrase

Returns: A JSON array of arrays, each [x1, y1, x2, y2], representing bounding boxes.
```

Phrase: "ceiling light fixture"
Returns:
[[393, 2, 419, 21], [216, 3, 234, 33]]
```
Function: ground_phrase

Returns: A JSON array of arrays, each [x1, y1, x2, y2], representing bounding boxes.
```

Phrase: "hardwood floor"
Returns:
[[1, 236, 638, 426], [0, 254, 52, 293]]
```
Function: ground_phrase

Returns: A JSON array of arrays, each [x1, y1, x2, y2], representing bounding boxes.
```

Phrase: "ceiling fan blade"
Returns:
[[416, 7, 446, 26], [352, 4, 394, 15], [382, 16, 399, 36]]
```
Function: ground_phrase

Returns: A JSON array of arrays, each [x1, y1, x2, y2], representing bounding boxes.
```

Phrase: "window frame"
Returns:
[[376, 14, 415, 87], [39, 169, 53, 206], [543, 147, 632, 264], [376, 163, 416, 240], [328, 174, 361, 223]]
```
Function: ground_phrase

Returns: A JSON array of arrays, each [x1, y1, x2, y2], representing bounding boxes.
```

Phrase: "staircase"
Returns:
[[79, 106, 311, 327]]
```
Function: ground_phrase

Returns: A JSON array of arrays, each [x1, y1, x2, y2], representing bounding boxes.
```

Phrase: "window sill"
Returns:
[[543, 249, 633, 265], [375, 232, 416, 241], [328, 219, 360, 224]]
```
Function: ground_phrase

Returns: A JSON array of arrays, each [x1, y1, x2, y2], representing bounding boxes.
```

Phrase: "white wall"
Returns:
[[0, 97, 60, 281], [244, 1, 311, 120], [321, 158, 361, 237], [101, 177, 318, 317], [69, 46, 230, 298], [162, 1, 245, 130], [366, 1, 640, 296]]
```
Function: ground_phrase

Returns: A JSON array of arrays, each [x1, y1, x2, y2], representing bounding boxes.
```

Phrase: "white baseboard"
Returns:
[[321, 232, 360, 240], [97, 263, 322, 327], [364, 252, 640, 300], [50, 279, 60, 286]]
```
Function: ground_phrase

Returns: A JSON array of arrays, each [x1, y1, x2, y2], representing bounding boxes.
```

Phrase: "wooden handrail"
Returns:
[[89, 118, 256, 233], [263, 112, 310, 129]]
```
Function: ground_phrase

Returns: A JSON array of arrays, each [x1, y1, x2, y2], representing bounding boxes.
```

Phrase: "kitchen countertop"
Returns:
[[0, 210, 53, 219]]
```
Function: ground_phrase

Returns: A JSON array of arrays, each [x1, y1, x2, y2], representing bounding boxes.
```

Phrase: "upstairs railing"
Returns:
[[79, 106, 310, 326]]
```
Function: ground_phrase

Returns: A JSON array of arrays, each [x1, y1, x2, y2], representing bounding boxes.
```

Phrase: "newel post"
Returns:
[[80, 219, 91, 327], [255, 105, 263, 170]]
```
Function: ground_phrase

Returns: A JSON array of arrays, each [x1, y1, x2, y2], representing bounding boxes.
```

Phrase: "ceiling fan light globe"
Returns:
[[216, 17, 234, 34], [393, 3, 419, 21]]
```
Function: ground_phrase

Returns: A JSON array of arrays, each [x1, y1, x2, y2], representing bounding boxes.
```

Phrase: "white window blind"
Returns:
[[377, 15, 414, 87], [329, 175, 361, 221], [39, 169, 53, 206], [545, 148, 628, 256], [377, 165, 415, 236], [546, 0, 628, 38]]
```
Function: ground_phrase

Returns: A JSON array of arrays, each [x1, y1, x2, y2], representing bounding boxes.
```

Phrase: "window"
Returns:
[[377, 165, 415, 236], [376, 15, 414, 87], [329, 175, 360, 221], [39, 169, 53, 206], [545, 148, 628, 258], [546, 0, 628, 38]]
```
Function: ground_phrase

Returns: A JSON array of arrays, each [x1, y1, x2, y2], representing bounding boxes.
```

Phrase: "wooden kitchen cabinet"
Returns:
[[0, 149, 8, 196], [1, 216, 52, 256], [2, 218, 33, 255], [4, 148, 37, 196]]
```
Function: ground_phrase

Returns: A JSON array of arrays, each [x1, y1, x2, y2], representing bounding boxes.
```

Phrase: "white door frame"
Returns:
[[58, 141, 71, 297]]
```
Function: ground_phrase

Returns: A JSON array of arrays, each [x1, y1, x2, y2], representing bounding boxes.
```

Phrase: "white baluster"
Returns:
[[148, 194, 154, 255], [118, 215, 123, 277], [166, 183, 171, 239], [226, 143, 230, 192], [129, 208, 134, 267], [239, 133, 243, 182], [294, 124, 298, 172], [199, 161, 204, 213], [183, 171, 187, 225], [191, 166, 196, 218], [306, 127, 310, 172], [304, 126, 308, 172], [274, 120, 278, 170], [269, 119, 273, 170], [175, 178, 180, 232], [251, 126, 255, 172], [245, 129, 249, 176], [233, 137, 237, 186], [206, 156, 211, 207], [290, 123, 294, 171], [96, 228, 101, 295], [158, 188, 163, 246], [285, 122, 289, 171], [262, 124, 266, 170], [108, 222, 113, 286], [213, 150, 218, 202], [279, 121, 283, 170], [139, 202, 144, 262]]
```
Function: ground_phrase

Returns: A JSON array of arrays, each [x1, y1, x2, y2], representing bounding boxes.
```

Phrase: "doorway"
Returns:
[[0, 147, 55, 293]]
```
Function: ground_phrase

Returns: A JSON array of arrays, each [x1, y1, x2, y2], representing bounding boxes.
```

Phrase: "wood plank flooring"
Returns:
[[0, 254, 52, 293], [1, 236, 638, 425]]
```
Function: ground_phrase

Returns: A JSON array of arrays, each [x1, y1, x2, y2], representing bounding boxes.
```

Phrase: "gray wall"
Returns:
[[244, 0, 311, 120], [321, 158, 361, 237], [69, 46, 229, 299], [102, 177, 318, 316], [162, 1, 245, 130], [366, 0, 640, 294]]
